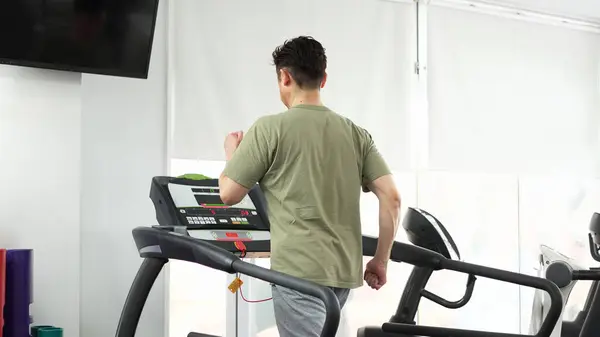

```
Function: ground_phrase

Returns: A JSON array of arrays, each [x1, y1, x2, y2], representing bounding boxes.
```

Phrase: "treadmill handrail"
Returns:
[[131, 227, 341, 337], [375, 240, 563, 337], [365, 236, 562, 335], [441, 259, 562, 337], [421, 274, 476, 309], [376, 241, 563, 337]]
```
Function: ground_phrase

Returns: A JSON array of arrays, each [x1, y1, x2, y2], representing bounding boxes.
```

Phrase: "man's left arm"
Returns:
[[219, 118, 274, 205]]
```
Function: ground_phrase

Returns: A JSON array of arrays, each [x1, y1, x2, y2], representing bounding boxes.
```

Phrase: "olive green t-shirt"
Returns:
[[222, 104, 391, 289]]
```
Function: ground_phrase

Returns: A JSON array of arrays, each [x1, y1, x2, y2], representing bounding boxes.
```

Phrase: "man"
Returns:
[[219, 36, 401, 337]]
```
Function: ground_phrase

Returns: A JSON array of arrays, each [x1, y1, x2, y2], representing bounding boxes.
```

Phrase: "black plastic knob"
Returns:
[[546, 261, 573, 288]]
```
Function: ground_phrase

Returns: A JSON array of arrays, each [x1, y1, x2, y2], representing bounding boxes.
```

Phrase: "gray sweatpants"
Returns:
[[271, 284, 350, 337]]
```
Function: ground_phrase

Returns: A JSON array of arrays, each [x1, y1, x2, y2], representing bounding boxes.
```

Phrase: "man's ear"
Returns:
[[280, 68, 293, 86], [321, 72, 328, 89]]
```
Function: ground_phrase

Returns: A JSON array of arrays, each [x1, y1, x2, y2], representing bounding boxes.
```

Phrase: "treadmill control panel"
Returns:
[[169, 183, 261, 227], [150, 177, 270, 231]]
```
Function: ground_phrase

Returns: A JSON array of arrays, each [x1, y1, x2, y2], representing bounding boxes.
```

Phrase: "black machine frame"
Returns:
[[358, 239, 563, 337], [576, 231, 600, 337], [559, 214, 600, 337]]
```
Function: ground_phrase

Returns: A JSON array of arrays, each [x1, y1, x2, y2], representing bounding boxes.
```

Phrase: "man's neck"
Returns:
[[289, 90, 322, 108]]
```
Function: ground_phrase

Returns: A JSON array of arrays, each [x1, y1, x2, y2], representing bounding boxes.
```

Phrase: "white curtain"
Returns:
[[171, 0, 416, 171], [427, 6, 600, 175]]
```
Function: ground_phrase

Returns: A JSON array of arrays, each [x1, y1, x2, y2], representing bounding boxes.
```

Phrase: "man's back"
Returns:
[[219, 36, 398, 337], [257, 104, 373, 289]]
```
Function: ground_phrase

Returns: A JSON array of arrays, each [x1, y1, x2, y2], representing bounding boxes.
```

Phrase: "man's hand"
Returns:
[[364, 258, 387, 290], [224, 131, 244, 160]]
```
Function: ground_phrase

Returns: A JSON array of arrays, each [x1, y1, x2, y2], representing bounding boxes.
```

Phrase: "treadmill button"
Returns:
[[241, 218, 247, 221], [219, 219, 228, 223], [251, 211, 257, 215], [192, 217, 199, 221], [200, 221, 206, 224]]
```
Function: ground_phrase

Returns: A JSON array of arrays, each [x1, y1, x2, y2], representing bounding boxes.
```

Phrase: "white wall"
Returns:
[[79, 1, 168, 336], [0, 67, 82, 334], [0, 1, 168, 337]]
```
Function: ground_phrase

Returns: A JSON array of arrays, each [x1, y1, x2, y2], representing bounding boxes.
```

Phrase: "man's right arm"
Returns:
[[366, 175, 401, 262], [360, 129, 401, 263]]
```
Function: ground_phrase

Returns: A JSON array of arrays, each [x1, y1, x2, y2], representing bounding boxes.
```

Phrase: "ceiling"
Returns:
[[480, 0, 600, 22]]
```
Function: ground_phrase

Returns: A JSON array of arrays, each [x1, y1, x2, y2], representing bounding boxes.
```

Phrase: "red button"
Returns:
[[225, 232, 239, 238]]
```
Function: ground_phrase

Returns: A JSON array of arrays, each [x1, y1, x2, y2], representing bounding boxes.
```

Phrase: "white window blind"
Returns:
[[427, 6, 600, 174], [171, 0, 416, 170]]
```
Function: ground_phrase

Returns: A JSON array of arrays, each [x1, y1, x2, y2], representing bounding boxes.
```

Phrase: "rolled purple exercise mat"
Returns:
[[4, 249, 33, 337]]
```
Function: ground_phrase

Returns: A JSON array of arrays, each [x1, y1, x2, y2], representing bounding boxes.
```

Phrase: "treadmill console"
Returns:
[[403, 207, 461, 260], [150, 176, 270, 231]]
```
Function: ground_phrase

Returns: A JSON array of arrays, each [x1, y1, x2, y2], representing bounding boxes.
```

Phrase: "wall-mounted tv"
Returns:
[[0, 0, 160, 79]]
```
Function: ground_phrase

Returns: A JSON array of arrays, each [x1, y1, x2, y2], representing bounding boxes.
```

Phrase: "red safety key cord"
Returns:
[[234, 241, 247, 258], [233, 241, 272, 303]]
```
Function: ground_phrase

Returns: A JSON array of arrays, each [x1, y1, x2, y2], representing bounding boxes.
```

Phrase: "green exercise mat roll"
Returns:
[[37, 326, 63, 337], [31, 325, 55, 337]]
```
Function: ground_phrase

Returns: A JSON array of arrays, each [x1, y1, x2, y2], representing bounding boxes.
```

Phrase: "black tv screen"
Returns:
[[0, 0, 159, 79]]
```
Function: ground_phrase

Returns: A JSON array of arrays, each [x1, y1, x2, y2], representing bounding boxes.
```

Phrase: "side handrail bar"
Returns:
[[442, 259, 562, 337], [421, 274, 476, 309], [129, 227, 340, 337], [380, 254, 563, 337]]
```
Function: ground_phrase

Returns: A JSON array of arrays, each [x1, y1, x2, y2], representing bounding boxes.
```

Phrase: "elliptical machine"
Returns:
[[529, 212, 600, 337]]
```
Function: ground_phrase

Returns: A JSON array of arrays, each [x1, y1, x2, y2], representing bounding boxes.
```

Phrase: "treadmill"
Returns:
[[115, 176, 341, 337], [357, 209, 564, 337], [529, 212, 600, 337], [115, 176, 564, 337]]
